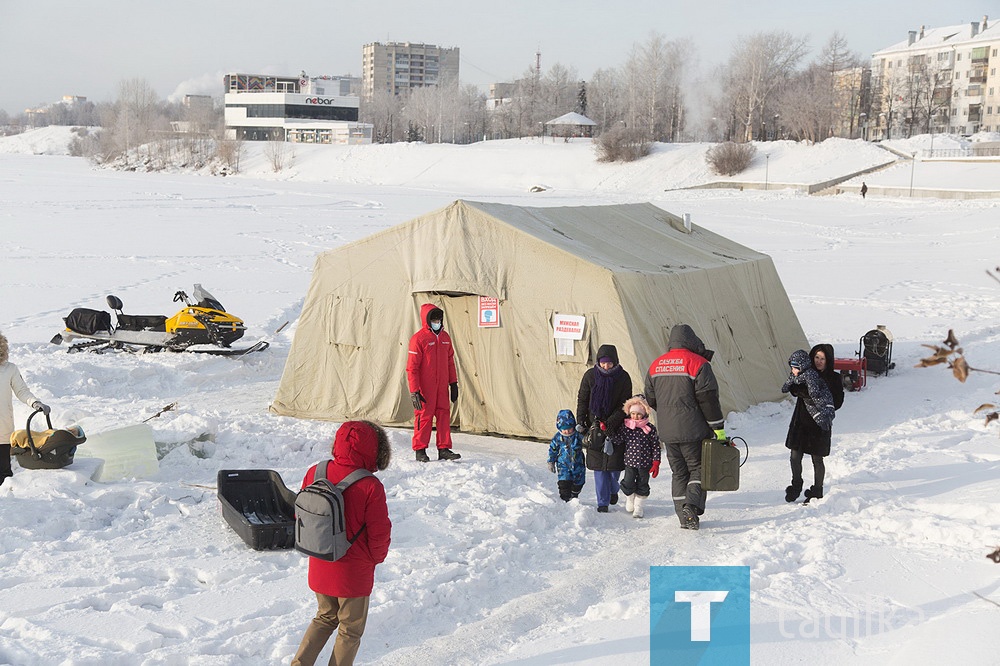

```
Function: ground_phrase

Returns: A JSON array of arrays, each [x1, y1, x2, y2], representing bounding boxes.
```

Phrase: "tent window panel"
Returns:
[[326, 295, 371, 348]]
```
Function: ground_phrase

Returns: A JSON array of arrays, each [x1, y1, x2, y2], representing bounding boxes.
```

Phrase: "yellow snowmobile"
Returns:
[[51, 284, 268, 355]]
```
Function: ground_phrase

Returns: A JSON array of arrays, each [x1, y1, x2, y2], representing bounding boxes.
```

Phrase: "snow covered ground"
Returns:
[[1, 128, 998, 665]]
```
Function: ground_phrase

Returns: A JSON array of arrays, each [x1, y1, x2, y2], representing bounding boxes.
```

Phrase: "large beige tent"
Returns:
[[271, 200, 808, 439]]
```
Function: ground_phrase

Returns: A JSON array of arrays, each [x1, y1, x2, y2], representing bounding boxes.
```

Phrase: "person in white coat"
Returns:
[[1, 332, 49, 486]]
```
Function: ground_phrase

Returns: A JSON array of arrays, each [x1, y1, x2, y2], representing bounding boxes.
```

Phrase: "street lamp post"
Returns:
[[859, 113, 867, 140], [909, 152, 916, 197], [765, 154, 770, 190]]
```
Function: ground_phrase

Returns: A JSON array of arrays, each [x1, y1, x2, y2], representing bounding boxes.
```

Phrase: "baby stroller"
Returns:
[[10, 407, 86, 470]]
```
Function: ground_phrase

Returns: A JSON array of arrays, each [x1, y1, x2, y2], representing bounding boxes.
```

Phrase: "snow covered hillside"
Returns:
[[0, 131, 998, 665]]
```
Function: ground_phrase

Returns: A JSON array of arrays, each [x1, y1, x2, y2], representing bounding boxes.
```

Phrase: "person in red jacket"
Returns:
[[291, 421, 392, 666], [406, 303, 461, 462]]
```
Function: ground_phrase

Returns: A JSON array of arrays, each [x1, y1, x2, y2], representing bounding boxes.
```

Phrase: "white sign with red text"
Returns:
[[478, 296, 500, 328], [552, 314, 585, 340]]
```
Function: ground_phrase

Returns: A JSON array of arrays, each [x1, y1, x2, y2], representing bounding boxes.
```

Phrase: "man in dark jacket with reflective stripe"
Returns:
[[644, 324, 725, 530]]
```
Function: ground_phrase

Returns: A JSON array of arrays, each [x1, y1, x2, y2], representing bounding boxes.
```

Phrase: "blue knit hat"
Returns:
[[556, 409, 577, 430]]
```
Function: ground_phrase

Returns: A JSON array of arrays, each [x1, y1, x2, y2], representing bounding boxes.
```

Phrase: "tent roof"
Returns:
[[544, 112, 597, 126], [459, 200, 766, 274]]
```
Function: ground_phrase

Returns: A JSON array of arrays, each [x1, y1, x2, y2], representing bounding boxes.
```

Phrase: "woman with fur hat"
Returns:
[[292, 421, 392, 666], [0, 332, 50, 487], [608, 395, 661, 518]]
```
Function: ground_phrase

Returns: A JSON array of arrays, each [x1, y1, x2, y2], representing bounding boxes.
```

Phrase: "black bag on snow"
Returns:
[[65, 308, 112, 335], [294, 461, 373, 561]]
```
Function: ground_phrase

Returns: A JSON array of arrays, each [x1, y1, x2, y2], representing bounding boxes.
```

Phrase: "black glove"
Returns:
[[410, 391, 424, 410], [32, 401, 50, 416], [450, 382, 459, 403]]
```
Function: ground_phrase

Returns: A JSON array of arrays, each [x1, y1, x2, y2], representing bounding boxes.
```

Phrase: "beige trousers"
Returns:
[[291, 593, 370, 666]]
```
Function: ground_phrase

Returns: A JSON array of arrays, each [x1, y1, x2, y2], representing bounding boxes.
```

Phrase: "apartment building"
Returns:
[[361, 42, 460, 98], [223, 72, 371, 145], [871, 16, 1000, 138]]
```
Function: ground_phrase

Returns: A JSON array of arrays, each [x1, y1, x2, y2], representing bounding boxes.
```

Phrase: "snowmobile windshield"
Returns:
[[192, 284, 226, 312]]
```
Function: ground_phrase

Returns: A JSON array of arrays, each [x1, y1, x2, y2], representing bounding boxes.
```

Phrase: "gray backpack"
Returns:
[[294, 461, 373, 561]]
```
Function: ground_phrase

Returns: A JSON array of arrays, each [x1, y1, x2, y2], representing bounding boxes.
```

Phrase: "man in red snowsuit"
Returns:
[[406, 303, 461, 462]]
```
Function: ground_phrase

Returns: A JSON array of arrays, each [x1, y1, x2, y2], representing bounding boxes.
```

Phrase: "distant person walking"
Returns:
[[644, 324, 725, 531], [860, 182, 868, 199], [406, 303, 461, 462], [0, 332, 50, 487]]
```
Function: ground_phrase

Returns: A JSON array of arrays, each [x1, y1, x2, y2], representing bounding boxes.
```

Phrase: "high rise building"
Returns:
[[362, 42, 460, 98]]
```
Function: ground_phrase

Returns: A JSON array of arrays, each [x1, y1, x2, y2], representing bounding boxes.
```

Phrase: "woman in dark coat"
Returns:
[[577, 343, 632, 512], [784, 343, 844, 503]]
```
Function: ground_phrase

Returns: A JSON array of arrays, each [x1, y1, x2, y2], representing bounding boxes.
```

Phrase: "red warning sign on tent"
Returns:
[[478, 296, 500, 328]]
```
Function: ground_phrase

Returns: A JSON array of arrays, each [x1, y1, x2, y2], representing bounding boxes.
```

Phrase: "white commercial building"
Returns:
[[223, 73, 372, 144]]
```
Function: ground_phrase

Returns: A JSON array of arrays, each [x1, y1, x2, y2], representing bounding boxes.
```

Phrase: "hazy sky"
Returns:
[[0, 1, 992, 113]]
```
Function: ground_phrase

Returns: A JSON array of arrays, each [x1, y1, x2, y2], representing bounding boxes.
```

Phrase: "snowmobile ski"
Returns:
[[186, 340, 270, 356]]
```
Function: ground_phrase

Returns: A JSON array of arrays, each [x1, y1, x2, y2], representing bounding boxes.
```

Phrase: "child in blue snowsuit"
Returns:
[[548, 409, 586, 502]]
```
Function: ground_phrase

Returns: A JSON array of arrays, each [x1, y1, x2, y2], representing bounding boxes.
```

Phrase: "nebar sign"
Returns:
[[305, 97, 337, 105], [650, 566, 750, 665]]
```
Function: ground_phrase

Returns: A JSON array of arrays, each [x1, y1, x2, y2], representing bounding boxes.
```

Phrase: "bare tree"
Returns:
[[264, 130, 290, 172], [214, 137, 244, 173], [622, 33, 689, 142], [400, 85, 441, 142], [870, 62, 908, 140], [584, 67, 625, 135], [910, 58, 953, 134], [114, 78, 160, 163], [539, 63, 579, 121], [361, 88, 402, 143], [726, 31, 809, 141], [817, 33, 865, 137], [775, 65, 829, 142]]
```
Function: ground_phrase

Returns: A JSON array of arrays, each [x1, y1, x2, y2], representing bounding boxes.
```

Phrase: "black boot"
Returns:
[[785, 481, 803, 503], [609, 492, 619, 505], [415, 448, 430, 463], [803, 486, 824, 503], [557, 480, 573, 502], [437, 448, 461, 461], [681, 504, 700, 530]]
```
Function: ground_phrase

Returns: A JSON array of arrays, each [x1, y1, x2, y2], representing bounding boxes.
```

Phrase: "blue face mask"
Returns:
[[430, 321, 442, 332]]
